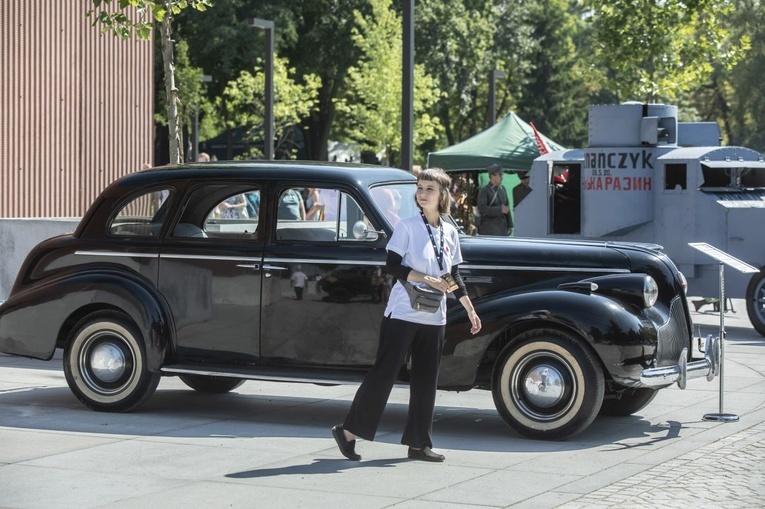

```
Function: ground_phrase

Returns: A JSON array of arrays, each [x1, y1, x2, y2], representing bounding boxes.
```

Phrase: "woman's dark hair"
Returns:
[[415, 167, 452, 214]]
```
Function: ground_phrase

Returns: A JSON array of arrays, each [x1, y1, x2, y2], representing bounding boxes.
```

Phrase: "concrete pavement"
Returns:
[[1, 298, 763, 508]]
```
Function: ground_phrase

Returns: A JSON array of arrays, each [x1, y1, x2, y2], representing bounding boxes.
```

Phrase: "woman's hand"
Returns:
[[459, 296, 482, 335], [422, 274, 448, 293], [467, 308, 481, 335]]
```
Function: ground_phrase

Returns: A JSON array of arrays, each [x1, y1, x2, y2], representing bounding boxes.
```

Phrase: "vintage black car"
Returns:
[[0, 161, 719, 440]]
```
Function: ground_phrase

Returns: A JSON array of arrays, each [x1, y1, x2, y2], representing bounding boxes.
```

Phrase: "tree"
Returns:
[[220, 57, 322, 159], [334, 0, 443, 166], [584, 0, 746, 104], [693, 0, 761, 150], [514, 0, 592, 147], [87, 0, 212, 164]]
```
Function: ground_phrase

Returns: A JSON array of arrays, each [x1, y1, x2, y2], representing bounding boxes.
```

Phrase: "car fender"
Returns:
[[440, 289, 656, 388], [0, 271, 173, 370]]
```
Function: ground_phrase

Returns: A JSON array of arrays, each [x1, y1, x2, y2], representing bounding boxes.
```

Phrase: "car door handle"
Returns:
[[262, 264, 288, 277], [236, 263, 261, 270]]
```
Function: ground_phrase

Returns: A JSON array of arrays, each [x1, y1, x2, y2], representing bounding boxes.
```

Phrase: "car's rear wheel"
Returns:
[[599, 387, 657, 416], [179, 374, 245, 393], [492, 328, 604, 440], [63, 311, 160, 412], [746, 268, 765, 337]]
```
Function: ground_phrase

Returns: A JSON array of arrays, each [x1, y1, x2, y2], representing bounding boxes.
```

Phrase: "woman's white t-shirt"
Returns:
[[384, 214, 463, 325]]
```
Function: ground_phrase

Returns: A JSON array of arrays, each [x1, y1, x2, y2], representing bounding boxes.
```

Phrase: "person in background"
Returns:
[[305, 188, 324, 220], [278, 188, 306, 220], [197, 152, 211, 162], [245, 190, 260, 218], [513, 173, 532, 208], [290, 265, 308, 300], [476, 164, 512, 236], [332, 167, 482, 464]]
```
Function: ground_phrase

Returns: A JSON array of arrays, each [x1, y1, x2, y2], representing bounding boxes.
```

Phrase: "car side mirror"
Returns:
[[352, 220, 385, 240]]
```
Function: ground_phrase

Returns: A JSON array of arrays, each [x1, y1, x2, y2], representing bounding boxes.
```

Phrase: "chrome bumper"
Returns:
[[640, 335, 720, 389]]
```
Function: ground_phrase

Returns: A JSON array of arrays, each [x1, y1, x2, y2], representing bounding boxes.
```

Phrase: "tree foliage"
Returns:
[[220, 57, 322, 159], [334, 0, 442, 166], [584, 0, 747, 104], [514, 0, 592, 147], [87, 0, 213, 164]]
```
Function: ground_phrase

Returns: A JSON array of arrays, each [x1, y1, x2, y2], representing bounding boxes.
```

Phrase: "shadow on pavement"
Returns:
[[226, 457, 410, 479], [0, 383, 683, 453]]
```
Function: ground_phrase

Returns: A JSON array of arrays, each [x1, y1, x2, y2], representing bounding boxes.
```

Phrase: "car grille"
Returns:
[[655, 296, 690, 366]]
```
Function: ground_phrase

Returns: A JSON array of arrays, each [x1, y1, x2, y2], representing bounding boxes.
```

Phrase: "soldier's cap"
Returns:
[[487, 164, 503, 175]]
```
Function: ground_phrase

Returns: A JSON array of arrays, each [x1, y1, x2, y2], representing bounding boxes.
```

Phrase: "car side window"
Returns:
[[109, 188, 172, 237], [173, 184, 260, 240], [275, 187, 373, 243]]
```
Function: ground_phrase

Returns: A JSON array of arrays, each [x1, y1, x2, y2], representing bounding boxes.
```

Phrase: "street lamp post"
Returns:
[[401, 0, 414, 171], [193, 74, 212, 162], [249, 18, 275, 160], [487, 69, 506, 128]]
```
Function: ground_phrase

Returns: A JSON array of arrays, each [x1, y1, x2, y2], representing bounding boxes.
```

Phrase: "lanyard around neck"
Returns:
[[420, 212, 444, 271]]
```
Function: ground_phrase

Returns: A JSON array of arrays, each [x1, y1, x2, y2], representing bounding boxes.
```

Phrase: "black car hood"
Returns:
[[459, 235, 649, 271]]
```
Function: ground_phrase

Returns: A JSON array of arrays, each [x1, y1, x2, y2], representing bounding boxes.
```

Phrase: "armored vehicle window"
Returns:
[[109, 188, 172, 237], [664, 164, 687, 190]]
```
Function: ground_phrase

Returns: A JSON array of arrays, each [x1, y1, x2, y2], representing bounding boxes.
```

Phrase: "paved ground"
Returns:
[[1, 298, 763, 508]]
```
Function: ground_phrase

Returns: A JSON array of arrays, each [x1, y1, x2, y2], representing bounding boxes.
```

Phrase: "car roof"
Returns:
[[126, 160, 416, 188]]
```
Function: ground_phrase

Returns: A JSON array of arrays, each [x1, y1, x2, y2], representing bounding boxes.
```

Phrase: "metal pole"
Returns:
[[487, 70, 506, 128], [194, 75, 212, 161], [703, 262, 739, 422], [193, 101, 199, 161], [401, 0, 414, 171], [249, 19, 275, 160]]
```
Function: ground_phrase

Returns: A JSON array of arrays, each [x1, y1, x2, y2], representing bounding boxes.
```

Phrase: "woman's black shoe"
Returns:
[[407, 446, 445, 462], [332, 425, 361, 461]]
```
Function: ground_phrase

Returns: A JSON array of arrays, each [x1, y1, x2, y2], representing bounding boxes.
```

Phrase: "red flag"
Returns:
[[530, 121, 550, 155]]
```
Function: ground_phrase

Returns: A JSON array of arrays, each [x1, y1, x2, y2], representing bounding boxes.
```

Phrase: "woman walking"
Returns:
[[332, 168, 482, 462]]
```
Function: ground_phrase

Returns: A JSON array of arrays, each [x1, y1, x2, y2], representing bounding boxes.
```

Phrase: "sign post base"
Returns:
[[703, 413, 740, 422]]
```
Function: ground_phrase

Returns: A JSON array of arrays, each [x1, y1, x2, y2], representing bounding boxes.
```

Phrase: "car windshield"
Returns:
[[370, 182, 460, 231]]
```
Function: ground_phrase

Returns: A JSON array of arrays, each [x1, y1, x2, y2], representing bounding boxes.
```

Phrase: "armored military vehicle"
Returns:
[[514, 103, 765, 335]]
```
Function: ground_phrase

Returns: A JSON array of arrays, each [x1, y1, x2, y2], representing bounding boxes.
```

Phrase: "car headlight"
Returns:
[[559, 273, 660, 310], [643, 276, 659, 308]]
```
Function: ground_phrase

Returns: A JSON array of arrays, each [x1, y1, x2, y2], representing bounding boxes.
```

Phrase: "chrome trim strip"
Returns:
[[161, 367, 358, 385], [75, 250, 158, 259], [264, 257, 385, 266], [161, 254, 260, 262], [460, 264, 630, 273]]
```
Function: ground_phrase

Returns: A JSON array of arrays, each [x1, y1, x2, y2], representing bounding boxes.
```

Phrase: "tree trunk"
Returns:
[[160, 7, 183, 165]]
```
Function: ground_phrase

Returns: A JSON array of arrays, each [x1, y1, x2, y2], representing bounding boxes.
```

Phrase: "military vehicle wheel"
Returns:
[[492, 328, 604, 440], [63, 311, 160, 412], [599, 387, 657, 416], [179, 375, 246, 393], [746, 268, 765, 337]]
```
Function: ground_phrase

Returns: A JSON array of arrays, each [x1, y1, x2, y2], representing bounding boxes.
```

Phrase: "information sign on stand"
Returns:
[[689, 242, 759, 423]]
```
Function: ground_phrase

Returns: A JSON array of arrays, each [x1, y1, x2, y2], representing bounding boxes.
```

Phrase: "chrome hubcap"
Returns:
[[522, 364, 565, 408], [512, 352, 575, 421], [89, 342, 127, 383]]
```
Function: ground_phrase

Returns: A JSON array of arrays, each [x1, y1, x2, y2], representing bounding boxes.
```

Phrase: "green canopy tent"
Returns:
[[427, 112, 564, 234], [427, 111, 564, 172]]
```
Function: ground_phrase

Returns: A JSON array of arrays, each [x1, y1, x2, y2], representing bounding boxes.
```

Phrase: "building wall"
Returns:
[[1, 1, 153, 218]]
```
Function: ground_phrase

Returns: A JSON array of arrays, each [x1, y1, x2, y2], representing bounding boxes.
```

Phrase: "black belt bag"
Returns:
[[400, 280, 443, 313]]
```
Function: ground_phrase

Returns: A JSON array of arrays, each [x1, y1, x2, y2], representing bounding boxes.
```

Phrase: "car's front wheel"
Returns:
[[179, 374, 245, 393], [746, 268, 765, 337], [492, 328, 604, 440], [63, 311, 160, 412]]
